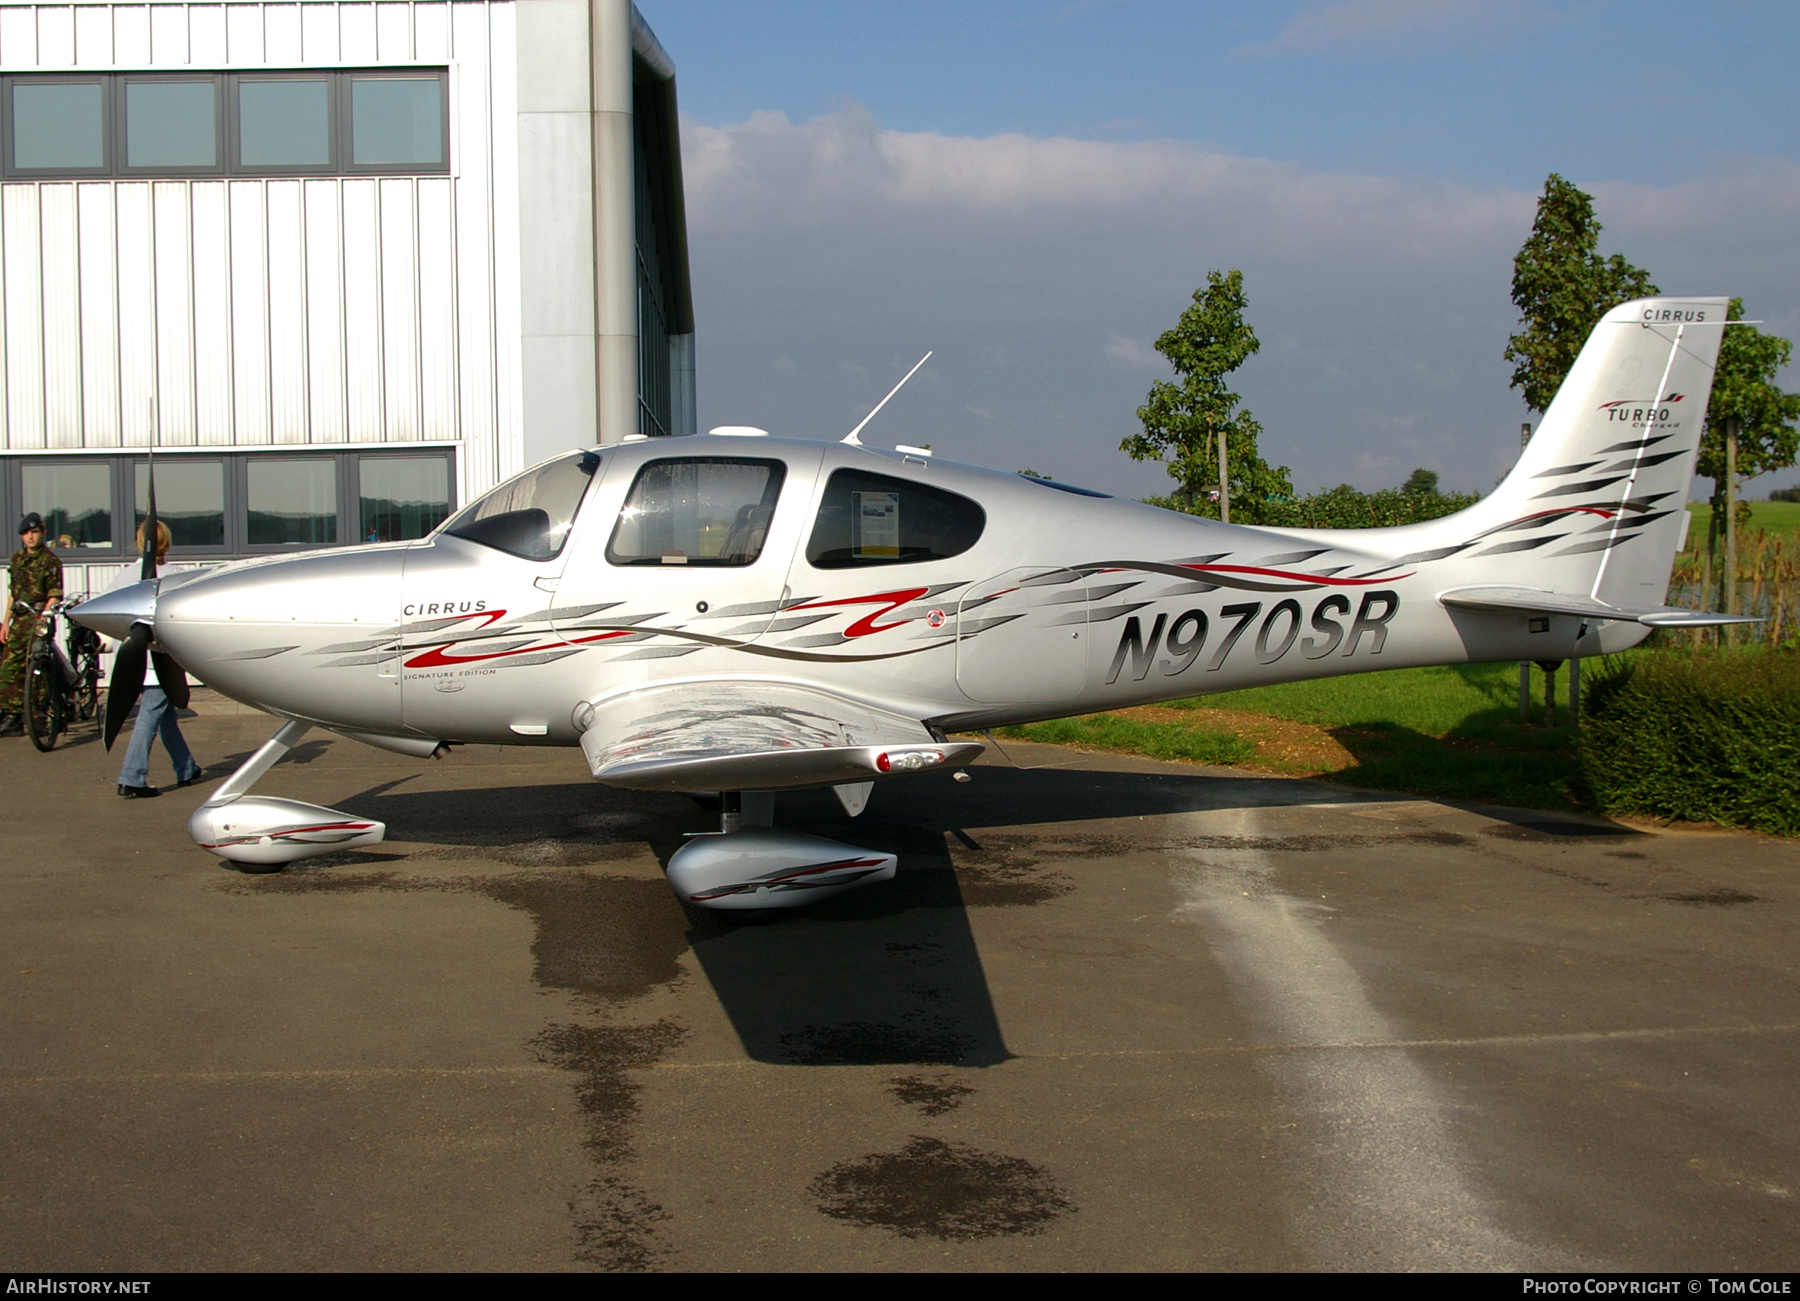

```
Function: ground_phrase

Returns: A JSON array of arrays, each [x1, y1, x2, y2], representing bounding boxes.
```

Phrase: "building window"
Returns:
[[348, 75, 444, 169], [8, 78, 107, 172], [1, 70, 450, 180], [248, 458, 337, 547], [123, 77, 220, 172], [3, 450, 453, 561], [136, 460, 227, 551], [360, 456, 450, 544], [22, 462, 112, 551], [236, 77, 331, 170]]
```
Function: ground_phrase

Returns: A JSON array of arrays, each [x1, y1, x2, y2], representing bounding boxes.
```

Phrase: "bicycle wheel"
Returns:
[[75, 652, 100, 721], [23, 650, 62, 752]]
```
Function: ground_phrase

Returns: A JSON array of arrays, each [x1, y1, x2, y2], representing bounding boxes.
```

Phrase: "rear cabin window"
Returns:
[[806, 469, 985, 568], [442, 450, 601, 561], [606, 458, 786, 567]]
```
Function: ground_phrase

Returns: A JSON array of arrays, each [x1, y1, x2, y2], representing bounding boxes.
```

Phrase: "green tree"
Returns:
[[1122, 269, 1292, 521], [1697, 298, 1800, 493], [1401, 468, 1440, 496], [1505, 174, 1658, 412]]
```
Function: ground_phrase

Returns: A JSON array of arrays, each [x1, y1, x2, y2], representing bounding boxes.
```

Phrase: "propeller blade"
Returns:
[[104, 624, 150, 751], [141, 439, 159, 581], [151, 650, 189, 711]]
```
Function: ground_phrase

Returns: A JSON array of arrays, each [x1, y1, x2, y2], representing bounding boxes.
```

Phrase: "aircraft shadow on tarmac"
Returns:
[[234, 749, 1645, 1069]]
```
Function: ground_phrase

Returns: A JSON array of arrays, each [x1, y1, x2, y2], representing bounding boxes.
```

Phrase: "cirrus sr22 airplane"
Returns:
[[76, 296, 1754, 908]]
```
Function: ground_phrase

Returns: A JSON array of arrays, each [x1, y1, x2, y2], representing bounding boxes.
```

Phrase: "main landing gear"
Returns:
[[666, 790, 897, 911]]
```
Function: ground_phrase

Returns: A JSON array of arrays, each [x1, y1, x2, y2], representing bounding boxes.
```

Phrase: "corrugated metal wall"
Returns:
[[0, 1, 523, 497]]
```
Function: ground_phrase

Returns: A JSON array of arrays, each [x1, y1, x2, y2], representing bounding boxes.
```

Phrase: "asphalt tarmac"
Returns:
[[4, 704, 1798, 1272]]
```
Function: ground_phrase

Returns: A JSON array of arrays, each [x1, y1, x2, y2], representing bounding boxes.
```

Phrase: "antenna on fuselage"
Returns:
[[842, 351, 932, 446]]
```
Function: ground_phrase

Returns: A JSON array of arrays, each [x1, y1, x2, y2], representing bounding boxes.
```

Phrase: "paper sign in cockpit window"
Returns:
[[852, 491, 901, 558]]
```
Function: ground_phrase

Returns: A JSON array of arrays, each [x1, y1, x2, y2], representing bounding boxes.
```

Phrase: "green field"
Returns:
[[1001, 661, 1589, 810], [1199, 661, 1568, 741], [1684, 500, 1800, 545]]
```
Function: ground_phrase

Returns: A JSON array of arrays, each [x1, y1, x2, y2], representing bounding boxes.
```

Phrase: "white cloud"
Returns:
[[1105, 334, 1164, 370], [681, 104, 1800, 497]]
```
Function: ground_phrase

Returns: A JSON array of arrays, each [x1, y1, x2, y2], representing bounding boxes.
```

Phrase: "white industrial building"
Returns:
[[0, 0, 695, 598]]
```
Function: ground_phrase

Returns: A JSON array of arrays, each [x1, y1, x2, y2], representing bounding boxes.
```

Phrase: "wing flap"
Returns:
[[1437, 585, 1761, 628], [579, 680, 982, 792]]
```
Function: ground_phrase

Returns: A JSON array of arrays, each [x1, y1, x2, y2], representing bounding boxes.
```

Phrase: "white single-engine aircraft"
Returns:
[[77, 296, 1755, 907]]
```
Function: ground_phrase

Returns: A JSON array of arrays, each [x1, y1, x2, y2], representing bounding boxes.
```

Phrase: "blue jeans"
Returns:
[[118, 687, 200, 789]]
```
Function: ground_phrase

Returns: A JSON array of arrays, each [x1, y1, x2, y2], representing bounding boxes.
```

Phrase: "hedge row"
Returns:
[[1581, 651, 1800, 836], [1146, 485, 1480, 529]]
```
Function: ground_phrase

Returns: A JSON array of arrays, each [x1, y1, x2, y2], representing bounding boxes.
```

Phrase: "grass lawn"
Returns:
[[998, 661, 1589, 810], [1685, 500, 1800, 544]]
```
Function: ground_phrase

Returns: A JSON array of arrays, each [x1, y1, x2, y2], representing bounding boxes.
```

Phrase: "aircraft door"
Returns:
[[549, 446, 822, 658], [398, 450, 603, 737], [956, 567, 1089, 702]]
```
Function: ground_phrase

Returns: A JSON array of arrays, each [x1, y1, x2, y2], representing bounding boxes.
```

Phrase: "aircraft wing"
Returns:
[[578, 680, 984, 792], [1437, 586, 1761, 627]]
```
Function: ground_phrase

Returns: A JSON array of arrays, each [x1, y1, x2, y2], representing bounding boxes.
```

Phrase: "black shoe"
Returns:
[[0, 713, 21, 737], [117, 784, 162, 798], [176, 767, 205, 788]]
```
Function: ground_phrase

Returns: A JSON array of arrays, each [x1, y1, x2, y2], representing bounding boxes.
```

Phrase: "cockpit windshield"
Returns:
[[441, 450, 601, 561]]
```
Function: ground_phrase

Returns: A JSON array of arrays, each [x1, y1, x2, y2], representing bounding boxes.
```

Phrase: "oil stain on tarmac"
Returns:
[[887, 1073, 975, 1117], [810, 1136, 1075, 1242]]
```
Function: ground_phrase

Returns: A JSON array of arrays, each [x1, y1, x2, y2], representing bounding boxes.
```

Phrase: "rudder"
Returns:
[[1459, 296, 1727, 610]]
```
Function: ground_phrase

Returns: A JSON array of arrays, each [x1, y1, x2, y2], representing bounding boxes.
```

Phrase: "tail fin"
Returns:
[[1446, 296, 1727, 610]]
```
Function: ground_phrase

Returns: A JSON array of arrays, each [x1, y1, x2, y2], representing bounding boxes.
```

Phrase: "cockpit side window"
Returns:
[[605, 457, 787, 567], [442, 450, 601, 561], [805, 469, 986, 568]]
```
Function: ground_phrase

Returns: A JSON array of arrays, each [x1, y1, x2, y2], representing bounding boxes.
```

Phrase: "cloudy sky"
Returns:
[[646, 1, 1800, 500]]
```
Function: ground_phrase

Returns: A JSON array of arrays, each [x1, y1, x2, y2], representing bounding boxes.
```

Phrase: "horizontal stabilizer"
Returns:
[[1438, 586, 1762, 628], [578, 680, 983, 792]]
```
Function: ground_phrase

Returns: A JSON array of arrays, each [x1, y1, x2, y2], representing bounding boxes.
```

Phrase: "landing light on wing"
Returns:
[[876, 748, 947, 773]]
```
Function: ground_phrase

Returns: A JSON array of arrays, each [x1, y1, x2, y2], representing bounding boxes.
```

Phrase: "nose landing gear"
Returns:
[[186, 721, 386, 871]]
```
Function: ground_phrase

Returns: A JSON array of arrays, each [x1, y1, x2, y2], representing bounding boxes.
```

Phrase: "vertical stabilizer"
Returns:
[[1445, 297, 1727, 610]]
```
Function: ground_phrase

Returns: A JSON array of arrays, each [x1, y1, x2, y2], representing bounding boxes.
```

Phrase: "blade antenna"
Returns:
[[842, 351, 932, 447]]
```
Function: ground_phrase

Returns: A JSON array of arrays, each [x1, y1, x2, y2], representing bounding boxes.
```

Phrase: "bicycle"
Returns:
[[17, 596, 103, 752]]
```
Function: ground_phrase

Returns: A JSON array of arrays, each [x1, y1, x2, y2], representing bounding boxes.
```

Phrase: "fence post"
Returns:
[[1519, 422, 1532, 723], [1536, 659, 1561, 728], [1726, 417, 1739, 647], [1217, 426, 1230, 525]]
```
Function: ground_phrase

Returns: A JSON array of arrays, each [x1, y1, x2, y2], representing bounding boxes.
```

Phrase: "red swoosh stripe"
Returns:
[[789, 588, 931, 638], [403, 629, 634, 669]]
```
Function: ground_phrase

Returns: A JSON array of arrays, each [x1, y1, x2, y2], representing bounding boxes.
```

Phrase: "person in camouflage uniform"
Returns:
[[0, 512, 64, 735]]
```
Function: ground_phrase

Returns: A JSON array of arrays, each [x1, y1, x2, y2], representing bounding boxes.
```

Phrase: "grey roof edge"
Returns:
[[630, 5, 694, 335], [630, 4, 676, 81]]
